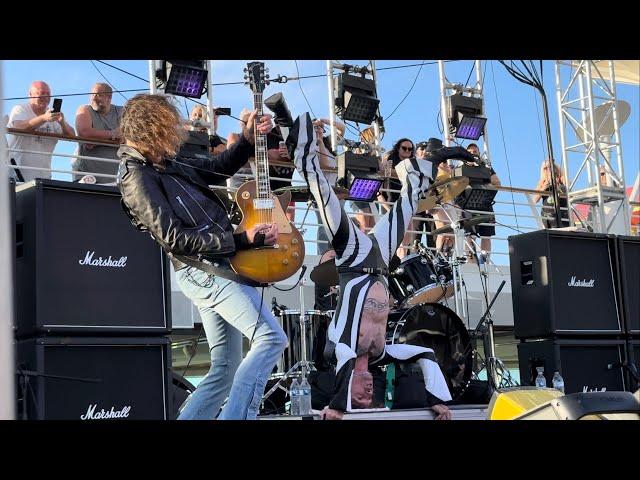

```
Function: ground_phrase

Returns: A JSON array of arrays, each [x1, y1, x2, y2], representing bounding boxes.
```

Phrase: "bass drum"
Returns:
[[387, 303, 473, 401]]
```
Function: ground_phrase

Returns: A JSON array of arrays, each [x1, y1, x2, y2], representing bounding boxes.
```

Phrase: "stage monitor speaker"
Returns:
[[16, 336, 171, 420], [616, 236, 640, 336], [15, 179, 171, 337], [509, 230, 621, 338], [517, 338, 628, 394], [514, 391, 640, 420]]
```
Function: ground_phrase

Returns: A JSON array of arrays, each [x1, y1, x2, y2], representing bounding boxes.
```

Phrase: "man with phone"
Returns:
[[74, 83, 123, 184], [7, 80, 75, 182]]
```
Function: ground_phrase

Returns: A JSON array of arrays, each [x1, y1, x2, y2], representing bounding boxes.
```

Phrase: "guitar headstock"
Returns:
[[244, 61, 270, 94]]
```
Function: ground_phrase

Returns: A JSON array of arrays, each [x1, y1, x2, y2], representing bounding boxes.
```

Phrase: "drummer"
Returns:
[[423, 138, 477, 252]]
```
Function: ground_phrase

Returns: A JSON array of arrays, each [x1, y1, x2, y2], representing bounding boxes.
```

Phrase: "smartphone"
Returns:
[[51, 98, 63, 113], [213, 107, 231, 116]]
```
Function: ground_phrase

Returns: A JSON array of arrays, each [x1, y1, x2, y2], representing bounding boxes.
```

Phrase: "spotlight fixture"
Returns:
[[334, 73, 380, 124], [455, 185, 497, 211], [337, 151, 383, 202], [158, 60, 207, 98], [447, 93, 485, 140], [456, 115, 487, 140]]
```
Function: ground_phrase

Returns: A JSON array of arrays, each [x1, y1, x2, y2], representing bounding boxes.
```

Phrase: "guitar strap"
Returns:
[[172, 253, 268, 288]]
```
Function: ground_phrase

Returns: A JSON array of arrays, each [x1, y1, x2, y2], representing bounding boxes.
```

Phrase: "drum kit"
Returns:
[[261, 175, 516, 412]]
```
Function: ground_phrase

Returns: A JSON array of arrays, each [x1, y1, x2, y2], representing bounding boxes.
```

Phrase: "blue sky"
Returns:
[[2, 60, 638, 261]]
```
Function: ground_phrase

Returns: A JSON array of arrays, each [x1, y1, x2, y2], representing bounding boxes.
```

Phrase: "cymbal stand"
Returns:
[[471, 280, 517, 392], [261, 277, 315, 409], [439, 204, 468, 323]]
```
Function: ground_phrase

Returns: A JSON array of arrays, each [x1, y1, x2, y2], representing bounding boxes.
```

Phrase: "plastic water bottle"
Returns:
[[535, 367, 547, 388], [289, 378, 301, 416], [298, 377, 312, 416], [552, 371, 565, 393]]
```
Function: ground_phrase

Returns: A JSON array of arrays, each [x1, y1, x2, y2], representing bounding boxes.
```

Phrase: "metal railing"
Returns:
[[4, 129, 638, 266]]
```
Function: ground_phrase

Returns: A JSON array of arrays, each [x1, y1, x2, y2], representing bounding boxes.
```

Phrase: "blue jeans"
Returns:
[[175, 266, 287, 420]]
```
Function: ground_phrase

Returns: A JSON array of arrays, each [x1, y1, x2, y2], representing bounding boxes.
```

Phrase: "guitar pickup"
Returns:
[[253, 198, 274, 209]]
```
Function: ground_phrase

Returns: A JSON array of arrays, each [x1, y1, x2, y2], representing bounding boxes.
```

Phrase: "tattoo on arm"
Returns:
[[363, 298, 389, 313]]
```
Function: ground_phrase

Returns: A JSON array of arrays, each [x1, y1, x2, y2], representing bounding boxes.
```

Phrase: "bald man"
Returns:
[[7, 81, 75, 182], [73, 83, 123, 183]]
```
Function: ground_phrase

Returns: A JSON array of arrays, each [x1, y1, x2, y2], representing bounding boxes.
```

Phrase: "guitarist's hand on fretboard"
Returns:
[[242, 110, 274, 144]]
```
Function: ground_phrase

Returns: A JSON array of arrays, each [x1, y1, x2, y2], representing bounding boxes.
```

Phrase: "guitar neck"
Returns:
[[253, 92, 271, 201]]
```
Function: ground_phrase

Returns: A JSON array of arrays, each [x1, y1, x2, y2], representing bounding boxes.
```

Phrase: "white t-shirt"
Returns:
[[7, 103, 62, 182]]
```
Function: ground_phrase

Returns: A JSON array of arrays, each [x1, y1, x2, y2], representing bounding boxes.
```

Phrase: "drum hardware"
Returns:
[[466, 280, 518, 393], [434, 205, 470, 322], [386, 303, 473, 401], [388, 252, 454, 308], [262, 276, 315, 409]]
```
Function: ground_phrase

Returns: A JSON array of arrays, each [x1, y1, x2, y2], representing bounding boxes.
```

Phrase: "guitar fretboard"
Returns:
[[253, 92, 271, 202]]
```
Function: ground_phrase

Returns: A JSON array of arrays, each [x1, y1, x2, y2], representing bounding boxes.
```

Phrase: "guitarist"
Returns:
[[117, 94, 287, 420]]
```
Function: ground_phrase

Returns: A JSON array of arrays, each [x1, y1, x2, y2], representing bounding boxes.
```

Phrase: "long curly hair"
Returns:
[[387, 137, 414, 163], [121, 94, 187, 161]]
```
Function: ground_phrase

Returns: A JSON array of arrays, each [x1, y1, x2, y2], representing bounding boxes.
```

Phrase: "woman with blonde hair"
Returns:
[[532, 159, 569, 229]]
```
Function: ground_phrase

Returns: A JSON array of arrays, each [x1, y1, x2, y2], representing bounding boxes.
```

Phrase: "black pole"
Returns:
[[537, 89, 563, 228]]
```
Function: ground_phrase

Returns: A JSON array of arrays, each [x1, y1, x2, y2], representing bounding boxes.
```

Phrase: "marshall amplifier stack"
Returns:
[[14, 179, 172, 420], [509, 229, 639, 394]]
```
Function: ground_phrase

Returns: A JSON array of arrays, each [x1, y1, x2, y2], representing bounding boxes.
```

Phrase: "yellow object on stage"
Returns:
[[487, 387, 563, 420]]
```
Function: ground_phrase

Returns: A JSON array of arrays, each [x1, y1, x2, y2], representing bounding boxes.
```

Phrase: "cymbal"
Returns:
[[310, 258, 339, 287], [432, 176, 469, 204], [273, 185, 349, 202], [431, 214, 495, 236], [416, 195, 437, 213]]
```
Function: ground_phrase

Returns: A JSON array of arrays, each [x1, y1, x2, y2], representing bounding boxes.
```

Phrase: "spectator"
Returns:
[[532, 159, 569, 229], [73, 83, 122, 184], [7, 81, 75, 182]]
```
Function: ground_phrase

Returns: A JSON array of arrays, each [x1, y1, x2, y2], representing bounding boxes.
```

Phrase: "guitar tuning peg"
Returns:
[[243, 68, 248, 72], [265, 68, 270, 73], [266, 74, 270, 79], [244, 75, 248, 80]]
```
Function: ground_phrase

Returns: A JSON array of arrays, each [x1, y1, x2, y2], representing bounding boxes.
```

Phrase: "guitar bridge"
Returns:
[[253, 198, 274, 210]]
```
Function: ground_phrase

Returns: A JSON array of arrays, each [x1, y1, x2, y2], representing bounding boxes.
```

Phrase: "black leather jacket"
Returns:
[[117, 137, 255, 272]]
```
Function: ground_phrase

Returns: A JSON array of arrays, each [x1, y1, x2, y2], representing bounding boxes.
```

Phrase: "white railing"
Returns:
[[4, 130, 638, 266]]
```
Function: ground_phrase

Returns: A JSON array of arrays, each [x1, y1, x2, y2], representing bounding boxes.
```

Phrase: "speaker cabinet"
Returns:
[[15, 179, 171, 337], [509, 230, 621, 338], [16, 336, 171, 420], [616, 236, 640, 335], [517, 339, 628, 394]]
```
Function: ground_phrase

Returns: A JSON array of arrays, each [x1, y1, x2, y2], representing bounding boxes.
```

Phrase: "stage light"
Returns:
[[337, 151, 383, 202], [447, 93, 485, 140], [335, 73, 380, 124], [159, 60, 207, 98], [455, 185, 497, 211], [456, 114, 487, 140]]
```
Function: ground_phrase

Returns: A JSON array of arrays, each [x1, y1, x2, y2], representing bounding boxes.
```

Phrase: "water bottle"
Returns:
[[289, 378, 301, 416], [535, 367, 547, 388], [552, 371, 565, 393], [298, 377, 312, 416]]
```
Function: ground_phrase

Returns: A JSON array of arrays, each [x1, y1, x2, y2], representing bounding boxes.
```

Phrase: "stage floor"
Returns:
[[259, 404, 489, 420]]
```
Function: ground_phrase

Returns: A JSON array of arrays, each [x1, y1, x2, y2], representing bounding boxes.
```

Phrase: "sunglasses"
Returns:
[[400, 146, 414, 152]]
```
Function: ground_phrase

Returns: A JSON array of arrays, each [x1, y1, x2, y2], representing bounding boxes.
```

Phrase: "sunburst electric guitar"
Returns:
[[230, 61, 305, 284]]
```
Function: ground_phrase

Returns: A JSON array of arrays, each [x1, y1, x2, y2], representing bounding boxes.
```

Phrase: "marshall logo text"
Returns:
[[80, 404, 132, 420], [567, 276, 595, 288], [78, 251, 127, 268]]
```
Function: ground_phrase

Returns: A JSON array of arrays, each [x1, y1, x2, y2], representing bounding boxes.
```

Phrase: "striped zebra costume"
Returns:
[[289, 113, 473, 411]]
